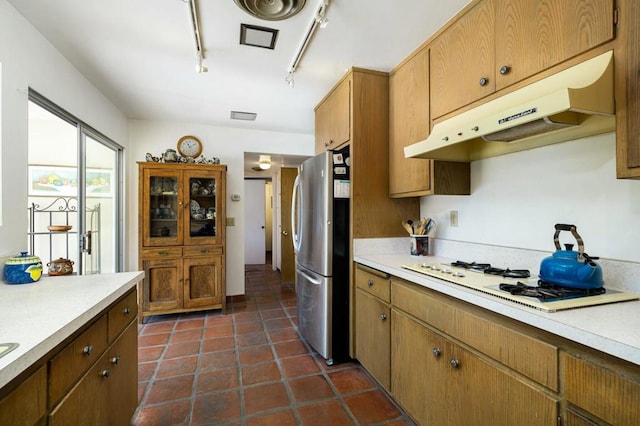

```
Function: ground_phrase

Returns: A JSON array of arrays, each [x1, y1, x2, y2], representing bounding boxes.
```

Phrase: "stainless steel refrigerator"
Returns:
[[292, 146, 350, 365]]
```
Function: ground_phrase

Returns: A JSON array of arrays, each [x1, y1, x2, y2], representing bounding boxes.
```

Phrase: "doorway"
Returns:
[[244, 179, 267, 265]]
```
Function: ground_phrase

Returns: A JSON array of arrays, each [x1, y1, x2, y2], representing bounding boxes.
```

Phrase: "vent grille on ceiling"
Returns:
[[240, 24, 279, 49], [233, 0, 306, 21]]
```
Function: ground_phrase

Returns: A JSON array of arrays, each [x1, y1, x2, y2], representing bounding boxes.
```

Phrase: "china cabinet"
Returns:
[[138, 162, 226, 322]]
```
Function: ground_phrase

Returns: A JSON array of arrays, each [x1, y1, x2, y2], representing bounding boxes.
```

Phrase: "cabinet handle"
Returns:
[[111, 355, 120, 365], [379, 314, 387, 321], [101, 369, 111, 378], [367, 279, 373, 287], [83, 345, 93, 356], [200, 249, 209, 254], [282, 231, 288, 236], [450, 359, 460, 368], [158, 251, 169, 256], [432, 348, 441, 357], [123, 307, 131, 315], [499, 65, 511, 75], [479, 77, 488, 86]]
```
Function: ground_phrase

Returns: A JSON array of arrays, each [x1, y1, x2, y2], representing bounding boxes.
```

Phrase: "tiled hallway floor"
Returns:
[[133, 262, 414, 425]]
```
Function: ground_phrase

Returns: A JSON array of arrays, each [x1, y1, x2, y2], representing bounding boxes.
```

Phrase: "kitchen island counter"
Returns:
[[355, 253, 640, 366], [0, 271, 143, 389]]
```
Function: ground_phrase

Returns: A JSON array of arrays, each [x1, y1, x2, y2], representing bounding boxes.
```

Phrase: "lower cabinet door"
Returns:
[[48, 354, 110, 425], [143, 258, 183, 312], [355, 289, 390, 390], [108, 321, 138, 426], [183, 255, 223, 309]]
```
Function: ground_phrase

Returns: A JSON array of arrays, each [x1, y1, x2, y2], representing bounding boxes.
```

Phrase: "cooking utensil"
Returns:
[[414, 218, 427, 235], [401, 221, 413, 235], [539, 224, 603, 289]]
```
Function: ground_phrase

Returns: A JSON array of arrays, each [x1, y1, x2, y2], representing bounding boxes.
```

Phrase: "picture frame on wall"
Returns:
[[28, 165, 113, 197]]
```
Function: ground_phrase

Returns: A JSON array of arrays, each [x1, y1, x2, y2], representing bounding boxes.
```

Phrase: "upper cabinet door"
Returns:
[[430, 0, 495, 119], [495, 0, 615, 90], [314, 77, 351, 154], [183, 169, 224, 246], [141, 168, 183, 247], [389, 47, 431, 196]]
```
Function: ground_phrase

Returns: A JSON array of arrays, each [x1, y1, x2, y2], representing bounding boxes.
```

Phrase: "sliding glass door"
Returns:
[[27, 92, 123, 274]]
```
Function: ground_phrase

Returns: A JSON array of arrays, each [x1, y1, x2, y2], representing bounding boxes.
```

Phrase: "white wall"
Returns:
[[422, 132, 640, 264], [0, 0, 128, 260], [127, 120, 314, 295]]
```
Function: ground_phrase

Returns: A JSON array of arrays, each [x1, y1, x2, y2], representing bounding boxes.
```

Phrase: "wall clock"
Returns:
[[177, 135, 203, 160]]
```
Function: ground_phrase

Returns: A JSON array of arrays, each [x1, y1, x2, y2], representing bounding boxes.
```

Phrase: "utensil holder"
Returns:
[[410, 235, 429, 256]]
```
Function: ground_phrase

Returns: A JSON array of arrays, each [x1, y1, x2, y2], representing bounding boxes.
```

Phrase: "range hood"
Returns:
[[405, 50, 615, 162]]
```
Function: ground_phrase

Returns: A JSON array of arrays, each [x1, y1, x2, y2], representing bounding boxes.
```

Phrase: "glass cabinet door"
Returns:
[[184, 170, 221, 246], [142, 169, 183, 246]]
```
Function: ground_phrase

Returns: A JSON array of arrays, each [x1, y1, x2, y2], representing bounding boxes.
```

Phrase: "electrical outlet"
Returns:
[[226, 217, 235, 226], [450, 211, 458, 227]]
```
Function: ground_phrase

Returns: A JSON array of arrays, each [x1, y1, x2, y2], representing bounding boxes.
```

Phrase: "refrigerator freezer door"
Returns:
[[296, 264, 332, 360], [295, 152, 333, 277]]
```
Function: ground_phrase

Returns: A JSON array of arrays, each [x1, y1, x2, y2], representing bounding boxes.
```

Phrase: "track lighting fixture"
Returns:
[[285, 0, 329, 86]]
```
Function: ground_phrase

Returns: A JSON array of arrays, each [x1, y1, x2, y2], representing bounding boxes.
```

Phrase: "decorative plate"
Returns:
[[190, 200, 200, 215], [48, 225, 72, 232]]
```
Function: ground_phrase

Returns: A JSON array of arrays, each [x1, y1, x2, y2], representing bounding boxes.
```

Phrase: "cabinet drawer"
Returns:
[[0, 365, 47, 426], [48, 314, 108, 407], [563, 352, 640, 425], [391, 279, 453, 331], [183, 245, 223, 257], [392, 279, 558, 391], [140, 247, 182, 258], [355, 265, 390, 302], [108, 289, 138, 343]]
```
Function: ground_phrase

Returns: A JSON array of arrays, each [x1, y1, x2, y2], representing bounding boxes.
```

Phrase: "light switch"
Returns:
[[450, 211, 458, 227], [226, 217, 235, 226]]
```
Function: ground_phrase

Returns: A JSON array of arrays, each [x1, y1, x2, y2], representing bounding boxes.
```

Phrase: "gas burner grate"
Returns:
[[484, 267, 531, 279], [450, 261, 491, 272], [499, 280, 606, 301]]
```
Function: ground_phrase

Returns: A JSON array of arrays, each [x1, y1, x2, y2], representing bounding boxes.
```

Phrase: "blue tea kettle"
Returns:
[[539, 224, 604, 289]]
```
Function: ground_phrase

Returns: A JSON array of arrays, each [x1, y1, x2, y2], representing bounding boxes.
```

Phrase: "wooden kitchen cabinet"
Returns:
[[615, 0, 640, 179], [391, 304, 558, 425], [389, 46, 470, 197], [430, 0, 615, 120], [430, 0, 495, 120], [314, 77, 350, 154], [562, 351, 640, 425], [354, 265, 391, 390], [0, 365, 47, 426], [45, 288, 138, 425], [138, 162, 226, 321], [494, 0, 615, 91]]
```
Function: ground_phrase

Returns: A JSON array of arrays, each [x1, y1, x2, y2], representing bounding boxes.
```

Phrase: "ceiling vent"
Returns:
[[233, 0, 306, 21], [240, 24, 279, 49], [231, 111, 258, 121]]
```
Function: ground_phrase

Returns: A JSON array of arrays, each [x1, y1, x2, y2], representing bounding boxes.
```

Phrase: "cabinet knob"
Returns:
[[325, 141, 330, 147], [83, 345, 93, 356], [432, 348, 441, 357], [123, 307, 131, 315], [379, 313, 387, 321], [282, 231, 289, 236], [367, 279, 373, 287], [101, 369, 111, 378], [111, 355, 120, 365], [499, 65, 511, 75], [479, 77, 488, 86], [450, 359, 460, 368]]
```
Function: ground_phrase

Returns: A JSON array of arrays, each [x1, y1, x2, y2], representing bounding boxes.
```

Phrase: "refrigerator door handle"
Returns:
[[296, 266, 322, 285], [291, 174, 302, 254]]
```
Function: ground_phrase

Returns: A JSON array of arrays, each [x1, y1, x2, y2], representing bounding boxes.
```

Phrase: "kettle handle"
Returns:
[[553, 224, 585, 259]]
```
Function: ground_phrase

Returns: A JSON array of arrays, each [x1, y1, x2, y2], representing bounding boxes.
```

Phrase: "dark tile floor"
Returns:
[[133, 261, 414, 425]]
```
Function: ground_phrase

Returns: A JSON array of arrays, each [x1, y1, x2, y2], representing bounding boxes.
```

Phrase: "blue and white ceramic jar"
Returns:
[[4, 252, 43, 284]]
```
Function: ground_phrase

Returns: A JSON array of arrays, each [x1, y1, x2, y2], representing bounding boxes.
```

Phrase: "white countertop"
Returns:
[[0, 271, 144, 388], [355, 253, 640, 366]]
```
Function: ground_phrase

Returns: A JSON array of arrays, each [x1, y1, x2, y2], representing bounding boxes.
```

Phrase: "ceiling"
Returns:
[[8, 0, 470, 175]]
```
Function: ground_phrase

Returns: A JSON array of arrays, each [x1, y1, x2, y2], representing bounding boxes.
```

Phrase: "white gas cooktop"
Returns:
[[401, 262, 639, 313]]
